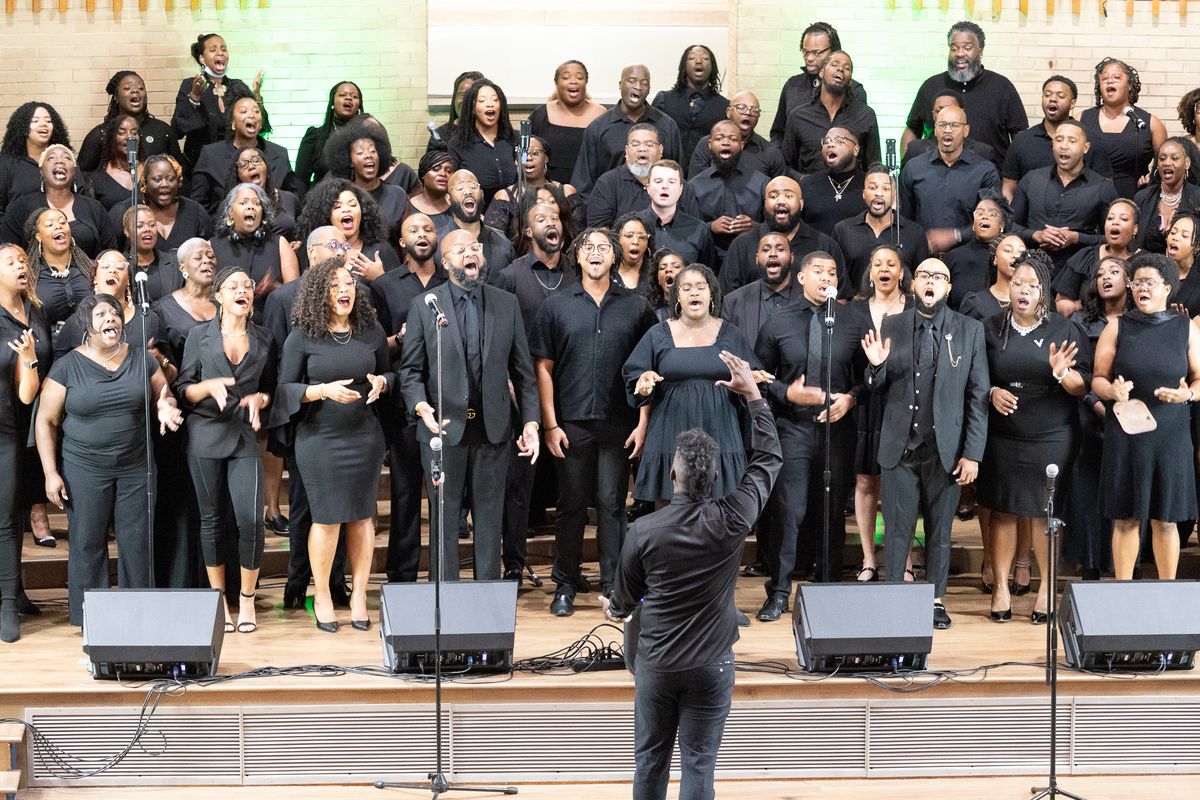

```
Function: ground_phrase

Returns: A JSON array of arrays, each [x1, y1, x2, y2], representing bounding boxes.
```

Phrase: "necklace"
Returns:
[[221, 329, 247, 338], [1011, 316, 1042, 336], [329, 328, 352, 345], [534, 268, 563, 292], [48, 264, 71, 279], [1161, 187, 1183, 208], [873, 292, 904, 320], [828, 174, 854, 202], [679, 317, 713, 344], [91, 341, 121, 369]]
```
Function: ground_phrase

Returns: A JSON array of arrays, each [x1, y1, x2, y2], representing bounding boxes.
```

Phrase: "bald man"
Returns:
[[689, 90, 787, 179], [439, 169, 514, 276]]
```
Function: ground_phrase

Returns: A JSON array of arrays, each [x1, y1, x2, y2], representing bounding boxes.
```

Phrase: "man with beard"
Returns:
[[901, 93, 996, 165], [588, 124, 703, 228], [899, 104, 1000, 254], [399, 228, 540, 581], [370, 214, 447, 583], [638, 160, 716, 270], [798, 126, 868, 237], [571, 64, 684, 198], [833, 163, 929, 294], [689, 120, 770, 262], [770, 21, 868, 146], [1011, 120, 1116, 271], [722, 232, 801, 345], [861, 257, 989, 629], [689, 90, 787, 179], [902, 21, 1027, 170], [531, 227, 656, 616], [438, 169, 514, 276], [782, 51, 880, 176], [717, 176, 845, 294], [494, 203, 576, 581], [651, 45, 730, 175], [1001, 76, 1112, 201], [754, 251, 866, 620]]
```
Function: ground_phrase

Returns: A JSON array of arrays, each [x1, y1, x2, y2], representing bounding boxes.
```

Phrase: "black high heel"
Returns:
[[990, 608, 1012, 623], [316, 618, 339, 633], [351, 619, 371, 631]]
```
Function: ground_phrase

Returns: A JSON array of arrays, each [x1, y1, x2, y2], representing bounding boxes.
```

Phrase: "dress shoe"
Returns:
[[1031, 610, 1048, 625], [933, 603, 952, 630], [351, 619, 371, 631], [0, 606, 20, 643], [503, 567, 524, 586], [740, 562, 769, 578], [990, 608, 1012, 623], [735, 609, 751, 627], [1011, 560, 1032, 596], [315, 619, 339, 634], [16, 593, 40, 616], [549, 592, 574, 617], [756, 596, 787, 622], [264, 514, 290, 535], [282, 587, 308, 610]]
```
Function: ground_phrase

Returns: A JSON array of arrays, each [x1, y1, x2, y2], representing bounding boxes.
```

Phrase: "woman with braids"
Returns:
[[210, 183, 299, 313], [86, 115, 141, 210], [0, 102, 71, 212], [77, 70, 181, 174], [26, 208, 93, 333], [1, 145, 116, 259], [172, 32, 267, 173], [190, 95, 294, 215], [322, 121, 408, 235], [295, 81, 364, 190], [427, 70, 485, 150], [221, 145, 299, 241], [270, 259, 390, 633], [1079, 58, 1167, 200], [177, 265, 276, 634], [979, 249, 1090, 624], [35, 293, 184, 627], [651, 45, 730, 171], [295, 179, 400, 276], [109, 154, 212, 252], [448, 79, 517, 205]]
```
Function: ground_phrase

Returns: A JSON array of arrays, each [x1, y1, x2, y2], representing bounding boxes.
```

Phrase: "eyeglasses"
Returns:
[[914, 271, 950, 283], [973, 208, 1002, 219], [620, 232, 648, 242], [1010, 281, 1041, 294], [731, 103, 762, 115], [1130, 277, 1165, 289], [236, 155, 263, 168], [821, 135, 852, 147], [677, 282, 709, 293], [934, 121, 966, 131], [449, 243, 484, 256], [319, 240, 354, 252], [451, 181, 481, 193], [802, 47, 831, 59], [580, 243, 613, 254]]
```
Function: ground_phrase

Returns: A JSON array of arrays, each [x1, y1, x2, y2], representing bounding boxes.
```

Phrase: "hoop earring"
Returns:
[[39, 178, 44, 192], [674, 302, 682, 317], [709, 300, 716, 315]]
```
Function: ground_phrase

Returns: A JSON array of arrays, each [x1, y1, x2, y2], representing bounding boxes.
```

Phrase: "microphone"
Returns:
[[133, 269, 150, 311], [820, 285, 838, 300], [429, 435, 443, 486], [1123, 106, 1147, 130], [1044, 463, 1059, 493], [885, 138, 897, 172], [520, 118, 531, 156], [822, 284, 837, 326], [127, 134, 138, 170], [426, 120, 442, 143], [424, 292, 448, 327]]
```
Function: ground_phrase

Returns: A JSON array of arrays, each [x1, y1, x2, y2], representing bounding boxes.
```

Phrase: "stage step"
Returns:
[[0, 770, 19, 799], [0, 722, 22, 799]]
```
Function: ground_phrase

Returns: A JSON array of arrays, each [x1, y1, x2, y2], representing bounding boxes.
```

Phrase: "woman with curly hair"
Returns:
[[25, 208, 93, 331], [270, 258, 390, 632], [322, 121, 408, 235], [295, 81, 364, 190], [448, 79, 517, 205], [210, 183, 299, 312], [221, 146, 299, 241], [190, 95, 294, 214], [78, 70, 181, 174], [0, 102, 71, 212], [109, 154, 212, 252], [647, 247, 683, 322], [87, 115, 140, 210], [1079, 58, 1167, 200], [978, 249, 1090, 624], [1, 144, 116, 258], [612, 212, 654, 293], [296, 179, 400, 276]]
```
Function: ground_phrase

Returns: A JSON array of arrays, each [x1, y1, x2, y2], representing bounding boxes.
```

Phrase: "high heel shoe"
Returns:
[[1030, 611, 1048, 625], [1012, 559, 1032, 596], [316, 618, 339, 633], [237, 592, 258, 634], [989, 608, 1012, 623], [351, 619, 371, 631]]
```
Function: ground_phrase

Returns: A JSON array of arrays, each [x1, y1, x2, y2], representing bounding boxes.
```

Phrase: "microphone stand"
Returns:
[[1030, 472, 1082, 800], [376, 304, 516, 798], [820, 292, 834, 582], [515, 119, 530, 205], [129, 137, 155, 588], [885, 138, 900, 247]]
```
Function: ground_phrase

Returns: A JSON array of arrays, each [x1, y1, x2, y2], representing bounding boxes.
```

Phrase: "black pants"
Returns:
[[552, 436, 628, 597], [187, 454, 265, 570], [422, 439, 508, 581], [284, 452, 347, 597], [61, 459, 153, 627], [502, 438, 533, 573], [0, 435, 19, 609], [882, 442, 959, 597], [154, 430, 203, 588], [765, 417, 855, 600], [633, 650, 735, 800], [386, 425, 424, 582]]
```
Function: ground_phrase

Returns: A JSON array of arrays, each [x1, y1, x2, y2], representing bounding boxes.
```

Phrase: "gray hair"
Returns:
[[306, 225, 340, 250], [176, 237, 209, 265], [215, 182, 276, 236]]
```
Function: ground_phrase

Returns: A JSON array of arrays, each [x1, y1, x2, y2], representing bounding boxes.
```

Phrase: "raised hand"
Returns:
[[714, 350, 760, 399], [1112, 375, 1133, 403], [860, 329, 892, 366], [8, 329, 36, 363], [1048, 339, 1078, 377]]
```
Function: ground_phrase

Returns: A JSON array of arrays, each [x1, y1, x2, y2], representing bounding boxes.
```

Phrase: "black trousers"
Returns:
[[633, 650, 735, 800], [187, 454, 265, 570], [502, 438, 533, 573], [422, 438, 508, 581], [154, 431, 203, 589], [61, 459, 153, 627], [552, 436, 628, 597], [765, 416, 855, 600], [881, 442, 959, 597], [284, 452, 347, 597], [0, 434, 19, 608], [386, 425, 424, 582]]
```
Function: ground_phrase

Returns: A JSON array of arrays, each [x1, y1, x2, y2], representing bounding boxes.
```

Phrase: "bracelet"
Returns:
[[23, 360, 37, 370], [188, 96, 201, 107], [1052, 368, 1069, 383], [987, 386, 998, 399], [545, 425, 559, 432], [317, 384, 327, 400]]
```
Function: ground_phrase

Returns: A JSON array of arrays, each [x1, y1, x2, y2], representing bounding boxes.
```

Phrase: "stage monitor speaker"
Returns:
[[82, 589, 224, 680], [793, 582, 935, 673], [379, 580, 518, 673], [1060, 580, 1200, 671]]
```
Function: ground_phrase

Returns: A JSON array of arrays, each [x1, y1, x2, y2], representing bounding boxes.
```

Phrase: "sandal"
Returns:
[[856, 565, 878, 582], [1012, 559, 1032, 596], [236, 592, 257, 634]]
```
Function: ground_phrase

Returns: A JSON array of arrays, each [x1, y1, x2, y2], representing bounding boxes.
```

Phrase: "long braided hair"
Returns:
[[999, 249, 1054, 352], [23, 208, 93, 296]]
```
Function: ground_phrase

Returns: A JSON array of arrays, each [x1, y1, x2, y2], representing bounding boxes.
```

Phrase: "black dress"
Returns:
[[0, 193, 117, 258], [86, 169, 133, 211], [528, 105, 586, 185], [622, 320, 757, 501], [958, 288, 1007, 322], [1, 302, 51, 511], [155, 294, 214, 363], [77, 116, 181, 174], [977, 313, 1089, 516], [1100, 310, 1197, 522], [272, 324, 390, 523], [109, 196, 213, 252], [942, 237, 994, 310], [210, 232, 286, 313], [1063, 311, 1113, 572], [850, 297, 909, 475], [34, 261, 92, 329], [1079, 106, 1154, 201]]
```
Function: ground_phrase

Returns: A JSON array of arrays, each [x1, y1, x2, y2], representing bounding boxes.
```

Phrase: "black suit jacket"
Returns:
[[398, 280, 538, 447], [175, 317, 277, 459], [721, 278, 805, 348], [867, 308, 989, 472]]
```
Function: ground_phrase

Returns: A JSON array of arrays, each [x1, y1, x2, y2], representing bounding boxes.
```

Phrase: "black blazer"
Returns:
[[398, 280, 538, 447], [867, 308, 989, 472], [1132, 182, 1200, 252], [175, 317, 277, 459], [721, 278, 806, 349]]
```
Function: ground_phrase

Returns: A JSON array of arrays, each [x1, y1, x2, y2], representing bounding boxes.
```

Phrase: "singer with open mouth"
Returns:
[[1078, 58, 1167, 202]]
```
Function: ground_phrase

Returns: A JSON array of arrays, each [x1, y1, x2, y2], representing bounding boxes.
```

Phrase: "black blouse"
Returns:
[[154, 293, 215, 363], [34, 261, 92, 327], [108, 196, 213, 252], [0, 155, 43, 212], [171, 76, 267, 173], [528, 105, 586, 185], [86, 169, 133, 211], [77, 116, 181, 174], [0, 192, 117, 258], [447, 129, 518, 205]]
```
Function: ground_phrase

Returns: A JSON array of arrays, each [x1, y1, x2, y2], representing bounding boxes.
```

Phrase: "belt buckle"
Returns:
[[466, 407, 477, 420]]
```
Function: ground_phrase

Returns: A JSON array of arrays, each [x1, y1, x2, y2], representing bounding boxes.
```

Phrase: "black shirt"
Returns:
[[688, 163, 770, 257], [0, 155, 43, 212], [799, 168, 868, 237], [77, 116, 181, 174], [782, 91, 881, 175], [651, 87, 730, 176], [942, 237, 994, 310], [898, 146, 1000, 239], [904, 68, 1028, 168], [904, 136, 995, 167], [370, 261, 448, 338], [34, 261, 93, 327], [447, 128, 518, 206], [492, 252, 579, 336], [610, 397, 781, 671], [717, 220, 846, 294], [770, 73, 869, 145], [637, 207, 717, 272], [529, 281, 656, 434], [0, 192, 118, 259], [1011, 166, 1117, 267], [833, 211, 929, 295], [570, 105, 684, 197], [1001, 121, 1113, 183], [689, 131, 787, 179], [585, 165, 702, 228]]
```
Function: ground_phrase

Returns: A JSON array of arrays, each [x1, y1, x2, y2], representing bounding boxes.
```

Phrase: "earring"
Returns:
[[181, 271, 189, 281], [709, 300, 716, 315], [39, 178, 44, 192], [674, 302, 682, 317]]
